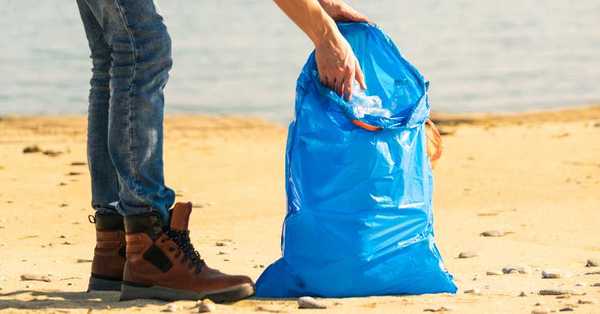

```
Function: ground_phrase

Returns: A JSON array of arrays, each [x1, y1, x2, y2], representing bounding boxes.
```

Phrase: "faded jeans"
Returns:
[[76, 0, 175, 222]]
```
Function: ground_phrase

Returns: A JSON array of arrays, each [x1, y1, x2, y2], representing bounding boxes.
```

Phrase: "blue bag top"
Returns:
[[299, 22, 430, 130]]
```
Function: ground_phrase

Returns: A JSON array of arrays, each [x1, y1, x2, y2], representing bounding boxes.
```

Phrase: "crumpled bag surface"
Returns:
[[256, 22, 457, 298]]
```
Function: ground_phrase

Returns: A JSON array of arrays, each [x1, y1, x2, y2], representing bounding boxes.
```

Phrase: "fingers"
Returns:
[[343, 8, 369, 23], [355, 61, 367, 90], [342, 68, 355, 101]]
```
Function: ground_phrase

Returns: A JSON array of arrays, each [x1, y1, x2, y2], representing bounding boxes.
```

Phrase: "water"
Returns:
[[2, 0, 599, 123]]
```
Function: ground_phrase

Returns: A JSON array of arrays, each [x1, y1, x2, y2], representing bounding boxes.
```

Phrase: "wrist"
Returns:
[[311, 17, 342, 48]]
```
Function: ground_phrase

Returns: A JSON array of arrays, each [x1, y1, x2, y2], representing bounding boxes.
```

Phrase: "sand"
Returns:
[[0, 106, 599, 313]]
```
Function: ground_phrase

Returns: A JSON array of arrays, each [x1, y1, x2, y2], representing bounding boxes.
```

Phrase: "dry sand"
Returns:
[[0, 106, 599, 313]]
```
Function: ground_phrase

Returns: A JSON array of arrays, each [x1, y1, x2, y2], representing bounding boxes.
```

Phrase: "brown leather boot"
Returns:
[[120, 202, 254, 302], [88, 213, 126, 291]]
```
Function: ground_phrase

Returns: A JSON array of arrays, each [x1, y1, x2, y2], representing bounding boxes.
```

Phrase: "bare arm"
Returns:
[[273, 0, 367, 99]]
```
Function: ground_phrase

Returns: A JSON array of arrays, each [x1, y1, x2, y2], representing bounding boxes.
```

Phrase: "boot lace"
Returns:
[[164, 229, 205, 273]]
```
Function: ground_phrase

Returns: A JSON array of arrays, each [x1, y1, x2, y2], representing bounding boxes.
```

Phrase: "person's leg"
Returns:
[[103, 0, 175, 223], [76, 0, 126, 292], [77, 0, 121, 215], [83, 1, 254, 302]]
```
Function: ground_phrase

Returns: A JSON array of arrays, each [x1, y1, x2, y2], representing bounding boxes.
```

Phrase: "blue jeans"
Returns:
[[77, 0, 175, 222]]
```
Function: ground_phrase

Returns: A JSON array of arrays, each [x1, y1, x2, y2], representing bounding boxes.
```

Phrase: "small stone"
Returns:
[[43, 150, 62, 157], [67, 172, 82, 176], [539, 289, 571, 296], [197, 299, 215, 313], [531, 308, 549, 314], [59, 182, 67, 186], [559, 307, 574, 312], [578, 299, 596, 304], [23, 145, 41, 154], [255, 306, 283, 313], [20, 274, 51, 282], [542, 270, 563, 279], [503, 266, 528, 274], [215, 242, 226, 247], [59, 203, 68, 208], [585, 271, 600, 275], [71, 162, 86, 166], [480, 230, 506, 237], [424, 306, 452, 312], [586, 259, 599, 267], [162, 303, 178, 312], [458, 251, 478, 259], [591, 283, 600, 287], [519, 291, 527, 297], [486, 270, 502, 276], [464, 288, 480, 294], [298, 296, 327, 309]]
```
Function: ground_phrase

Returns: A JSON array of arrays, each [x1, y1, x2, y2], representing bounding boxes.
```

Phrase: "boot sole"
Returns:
[[119, 282, 254, 303], [88, 275, 122, 292]]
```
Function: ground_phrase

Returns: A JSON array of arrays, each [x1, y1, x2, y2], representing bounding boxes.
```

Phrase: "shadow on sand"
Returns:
[[0, 289, 164, 311]]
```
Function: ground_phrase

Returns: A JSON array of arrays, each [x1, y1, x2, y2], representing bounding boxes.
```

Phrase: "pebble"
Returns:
[[43, 150, 62, 157], [538, 289, 571, 296], [298, 296, 327, 309], [578, 299, 596, 304], [20, 274, 51, 282], [480, 230, 506, 237], [464, 288, 480, 294], [71, 162, 87, 166], [458, 251, 478, 259], [197, 299, 216, 313], [531, 308, 549, 314], [23, 145, 41, 154], [519, 291, 527, 297], [255, 306, 282, 313], [586, 259, 599, 267], [424, 306, 452, 312], [591, 283, 600, 287], [503, 266, 528, 274], [559, 307, 574, 312], [585, 271, 600, 275], [163, 303, 178, 312], [486, 270, 502, 276], [542, 270, 563, 279], [215, 242, 226, 247]]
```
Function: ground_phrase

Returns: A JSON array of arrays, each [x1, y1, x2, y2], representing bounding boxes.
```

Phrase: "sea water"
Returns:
[[1, 0, 599, 123]]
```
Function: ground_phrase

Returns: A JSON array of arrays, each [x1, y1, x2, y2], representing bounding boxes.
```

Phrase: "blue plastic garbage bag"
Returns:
[[255, 23, 457, 298]]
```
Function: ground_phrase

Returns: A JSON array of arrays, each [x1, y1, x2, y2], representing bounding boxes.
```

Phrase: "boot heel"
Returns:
[[120, 282, 203, 301], [87, 275, 122, 292]]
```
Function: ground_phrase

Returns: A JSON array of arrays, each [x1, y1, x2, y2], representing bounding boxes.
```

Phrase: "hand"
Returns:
[[318, 0, 369, 23], [315, 32, 366, 100]]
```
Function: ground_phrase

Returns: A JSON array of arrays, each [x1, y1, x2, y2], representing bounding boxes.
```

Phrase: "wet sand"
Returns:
[[0, 106, 599, 313]]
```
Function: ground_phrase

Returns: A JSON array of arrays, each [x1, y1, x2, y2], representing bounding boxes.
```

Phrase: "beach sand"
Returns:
[[0, 106, 599, 313]]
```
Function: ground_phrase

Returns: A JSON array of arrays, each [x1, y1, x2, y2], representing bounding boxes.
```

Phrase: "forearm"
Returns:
[[272, 0, 341, 47]]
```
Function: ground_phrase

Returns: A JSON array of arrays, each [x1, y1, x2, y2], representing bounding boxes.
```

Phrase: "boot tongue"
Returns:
[[169, 202, 192, 231]]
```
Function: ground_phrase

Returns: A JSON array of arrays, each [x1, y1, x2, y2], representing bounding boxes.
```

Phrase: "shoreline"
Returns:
[[1, 104, 599, 127]]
